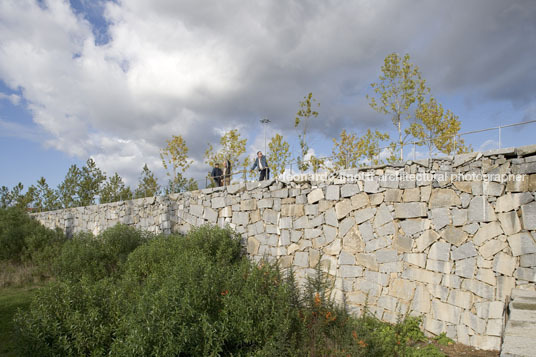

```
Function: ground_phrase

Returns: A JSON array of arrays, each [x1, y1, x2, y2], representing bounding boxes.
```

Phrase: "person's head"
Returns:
[[215, 163, 220, 167], [257, 151, 262, 158], [223, 160, 228, 167]]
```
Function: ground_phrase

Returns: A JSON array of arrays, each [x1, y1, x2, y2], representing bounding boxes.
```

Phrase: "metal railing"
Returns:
[[194, 119, 536, 189]]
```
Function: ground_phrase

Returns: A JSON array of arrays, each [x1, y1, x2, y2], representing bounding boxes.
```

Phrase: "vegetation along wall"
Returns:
[[32, 145, 536, 351]]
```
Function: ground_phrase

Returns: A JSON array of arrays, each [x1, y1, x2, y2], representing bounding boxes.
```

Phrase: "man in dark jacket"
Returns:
[[251, 151, 270, 181], [211, 163, 223, 186]]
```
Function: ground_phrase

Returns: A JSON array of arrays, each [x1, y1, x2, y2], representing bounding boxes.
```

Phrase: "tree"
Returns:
[[295, 92, 319, 172], [331, 130, 361, 170], [204, 129, 247, 182], [267, 134, 291, 178], [410, 97, 472, 157], [34, 177, 60, 212], [309, 155, 325, 174], [0, 183, 35, 210], [358, 129, 390, 165], [100, 173, 133, 203], [160, 135, 194, 193], [367, 53, 429, 160], [58, 164, 81, 208], [135, 164, 160, 199], [78, 158, 106, 206]]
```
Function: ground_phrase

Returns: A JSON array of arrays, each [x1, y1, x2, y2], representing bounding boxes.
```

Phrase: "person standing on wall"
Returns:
[[251, 151, 270, 181], [211, 163, 223, 186]]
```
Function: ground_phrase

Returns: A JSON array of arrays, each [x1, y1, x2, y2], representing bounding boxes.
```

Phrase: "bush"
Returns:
[[53, 224, 150, 282], [0, 207, 65, 263], [15, 225, 444, 356]]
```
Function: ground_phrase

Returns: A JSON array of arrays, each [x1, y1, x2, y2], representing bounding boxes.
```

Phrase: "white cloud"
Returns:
[[0, 0, 534, 186]]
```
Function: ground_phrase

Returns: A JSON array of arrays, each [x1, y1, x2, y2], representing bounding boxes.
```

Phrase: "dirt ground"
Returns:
[[434, 341, 500, 357]]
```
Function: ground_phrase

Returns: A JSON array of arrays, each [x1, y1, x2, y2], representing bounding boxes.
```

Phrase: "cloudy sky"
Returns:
[[1, 0, 535, 190]]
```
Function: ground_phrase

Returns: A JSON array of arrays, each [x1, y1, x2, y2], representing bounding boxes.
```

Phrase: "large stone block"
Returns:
[[325, 185, 340, 200], [428, 241, 451, 261], [240, 199, 257, 211], [493, 252, 516, 276], [411, 284, 431, 313], [341, 184, 360, 197], [355, 253, 379, 271], [479, 239, 507, 260], [340, 265, 363, 278], [389, 278, 416, 301], [415, 229, 440, 252], [468, 196, 497, 222], [294, 251, 309, 267], [394, 202, 427, 218], [402, 187, 420, 202], [307, 188, 324, 204], [375, 249, 398, 263], [426, 259, 453, 274], [514, 267, 536, 282], [498, 211, 522, 235], [473, 221, 503, 246], [461, 279, 494, 300], [507, 232, 536, 256], [399, 218, 429, 236], [335, 199, 353, 220], [374, 204, 393, 228], [431, 207, 451, 230], [451, 242, 477, 260], [447, 290, 473, 309], [455, 257, 476, 278], [247, 237, 260, 255], [351, 192, 369, 209], [432, 300, 461, 324], [384, 189, 403, 202], [429, 188, 461, 208], [521, 202, 536, 230], [354, 207, 374, 224], [442, 225, 468, 246], [495, 194, 515, 213], [281, 204, 305, 217], [520, 253, 536, 267], [402, 267, 442, 285]]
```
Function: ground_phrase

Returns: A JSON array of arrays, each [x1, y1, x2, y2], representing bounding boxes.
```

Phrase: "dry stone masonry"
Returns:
[[33, 145, 536, 351]]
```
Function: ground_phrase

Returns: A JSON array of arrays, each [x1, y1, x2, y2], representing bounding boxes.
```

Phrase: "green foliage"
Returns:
[[434, 332, 454, 346], [100, 173, 133, 203], [267, 133, 291, 178], [160, 135, 196, 193], [53, 225, 149, 282], [368, 53, 430, 160], [0, 286, 37, 356], [33, 177, 61, 212], [0, 183, 36, 210], [58, 164, 81, 208], [0, 207, 65, 263], [295, 92, 320, 172], [134, 164, 160, 198], [15, 225, 444, 356], [411, 97, 472, 157]]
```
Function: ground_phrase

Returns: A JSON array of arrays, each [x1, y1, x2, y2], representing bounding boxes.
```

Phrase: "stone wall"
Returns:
[[32, 145, 536, 350]]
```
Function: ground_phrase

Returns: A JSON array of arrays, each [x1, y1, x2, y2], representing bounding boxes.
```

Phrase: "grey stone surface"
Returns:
[[394, 202, 427, 218], [452, 242, 478, 260], [521, 202, 536, 230], [429, 241, 451, 261], [507, 232, 536, 257], [325, 185, 340, 200], [429, 188, 461, 208], [442, 225, 468, 246], [468, 196, 497, 222]]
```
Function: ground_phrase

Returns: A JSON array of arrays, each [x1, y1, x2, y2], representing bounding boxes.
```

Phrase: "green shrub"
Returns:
[[15, 225, 444, 356], [53, 224, 149, 282], [0, 207, 65, 264]]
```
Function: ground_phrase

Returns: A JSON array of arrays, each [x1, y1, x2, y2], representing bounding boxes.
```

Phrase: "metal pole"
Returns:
[[260, 118, 270, 154], [498, 125, 502, 149]]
